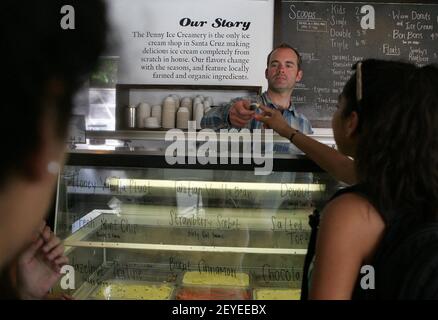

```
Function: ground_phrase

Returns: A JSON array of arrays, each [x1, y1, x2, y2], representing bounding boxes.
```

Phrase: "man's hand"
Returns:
[[16, 222, 68, 300], [229, 100, 256, 128], [254, 105, 296, 138]]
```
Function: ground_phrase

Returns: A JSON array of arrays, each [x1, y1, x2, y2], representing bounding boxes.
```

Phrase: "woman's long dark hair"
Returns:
[[342, 59, 438, 223]]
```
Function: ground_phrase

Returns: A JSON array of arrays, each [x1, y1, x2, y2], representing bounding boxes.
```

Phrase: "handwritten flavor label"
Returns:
[[169, 257, 191, 272], [261, 264, 302, 283], [271, 216, 304, 232], [186, 229, 225, 241], [64, 173, 152, 195], [286, 230, 310, 246], [168, 209, 240, 230], [198, 259, 237, 278]]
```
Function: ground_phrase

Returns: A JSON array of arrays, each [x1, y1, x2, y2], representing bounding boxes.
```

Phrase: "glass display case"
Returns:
[[53, 136, 340, 300]]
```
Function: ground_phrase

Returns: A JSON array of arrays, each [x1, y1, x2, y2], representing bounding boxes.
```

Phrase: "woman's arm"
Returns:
[[255, 106, 357, 185], [309, 193, 385, 299], [290, 130, 356, 185]]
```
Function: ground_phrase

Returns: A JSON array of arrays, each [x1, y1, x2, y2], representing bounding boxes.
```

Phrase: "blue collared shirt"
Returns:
[[201, 91, 313, 153], [201, 91, 313, 133]]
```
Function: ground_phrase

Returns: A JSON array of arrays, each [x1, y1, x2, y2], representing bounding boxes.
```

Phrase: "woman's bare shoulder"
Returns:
[[320, 192, 386, 260]]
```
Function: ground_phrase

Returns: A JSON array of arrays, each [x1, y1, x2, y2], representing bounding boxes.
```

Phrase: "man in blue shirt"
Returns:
[[201, 43, 313, 139]]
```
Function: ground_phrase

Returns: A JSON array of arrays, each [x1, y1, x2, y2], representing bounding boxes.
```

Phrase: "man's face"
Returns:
[[265, 48, 303, 93]]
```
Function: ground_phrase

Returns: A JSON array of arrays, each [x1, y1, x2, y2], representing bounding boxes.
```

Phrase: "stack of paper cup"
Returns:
[[171, 94, 180, 109], [144, 117, 160, 128], [176, 107, 190, 129], [151, 105, 162, 127], [204, 100, 211, 114], [194, 103, 204, 129], [181, 97, 192, 108], [205, 96, 213, 106], [180, 97, 192, 120], [193, 97, 202, 108], [136, 102, 151, 128], [203, 100, 211, 109], [162, 96, 176, 129]]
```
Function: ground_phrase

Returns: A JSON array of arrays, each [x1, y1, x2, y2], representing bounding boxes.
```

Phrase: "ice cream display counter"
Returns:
[[53, 137, 340, 300]]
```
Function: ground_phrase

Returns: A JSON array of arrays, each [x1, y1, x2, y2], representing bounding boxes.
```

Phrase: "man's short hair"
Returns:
[[266, 43, 302, 70]]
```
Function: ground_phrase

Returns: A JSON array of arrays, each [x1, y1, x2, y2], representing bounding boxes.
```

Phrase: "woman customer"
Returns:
[[0, 0, 108, 298], [256, 59, 438, 299]]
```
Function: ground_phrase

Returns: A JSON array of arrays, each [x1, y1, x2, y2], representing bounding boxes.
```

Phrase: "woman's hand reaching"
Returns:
[[16, 222, 68, 299]]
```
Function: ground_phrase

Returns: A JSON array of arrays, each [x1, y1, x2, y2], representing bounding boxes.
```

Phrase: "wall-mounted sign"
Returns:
[[277, 1, 438, 127], [107, 0, 274, 88]]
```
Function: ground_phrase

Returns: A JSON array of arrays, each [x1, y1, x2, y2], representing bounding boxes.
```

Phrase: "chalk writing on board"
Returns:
[[279, 1, 438, 127]]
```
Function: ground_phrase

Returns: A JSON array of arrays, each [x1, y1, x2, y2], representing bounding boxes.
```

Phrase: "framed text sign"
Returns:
[[107, 0, 274, 88]]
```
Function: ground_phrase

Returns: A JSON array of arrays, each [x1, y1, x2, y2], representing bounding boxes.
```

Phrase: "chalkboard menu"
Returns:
[[277, 1, 438, 127]]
